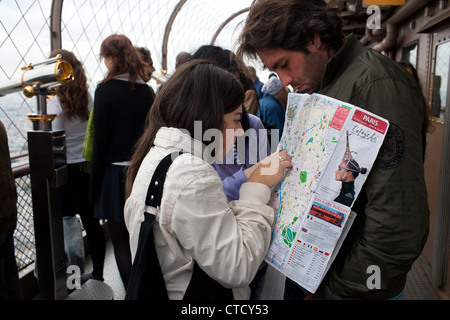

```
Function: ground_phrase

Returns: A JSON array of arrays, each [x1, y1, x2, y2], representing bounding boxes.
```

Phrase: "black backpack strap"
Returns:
[[125, 151, 183, 300], [126, 150, 234, 300], [145, 151, 183, 208]]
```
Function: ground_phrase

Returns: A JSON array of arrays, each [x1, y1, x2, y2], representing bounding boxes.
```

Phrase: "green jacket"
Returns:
[[315, 35, 430, 299]]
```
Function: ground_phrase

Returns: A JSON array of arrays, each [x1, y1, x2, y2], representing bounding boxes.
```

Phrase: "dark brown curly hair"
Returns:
[[237, 0, 344, 58], [125, 60, 244, 198], [49, 49, 90, 121], [99, 34, 147, 90]]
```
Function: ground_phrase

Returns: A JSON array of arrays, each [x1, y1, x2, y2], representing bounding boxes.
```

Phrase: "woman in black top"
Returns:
[[90, 34, 154, 289]]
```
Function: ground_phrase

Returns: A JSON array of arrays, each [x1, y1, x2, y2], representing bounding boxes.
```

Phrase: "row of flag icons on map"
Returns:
[[297, 240, 330, 256]]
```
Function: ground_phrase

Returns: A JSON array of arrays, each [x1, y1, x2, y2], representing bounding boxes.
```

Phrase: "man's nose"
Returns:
[[277, 72, 292, 87]]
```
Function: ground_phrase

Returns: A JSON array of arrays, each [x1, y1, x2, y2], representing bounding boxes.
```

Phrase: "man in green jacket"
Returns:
[[238, 0, 429, 299]]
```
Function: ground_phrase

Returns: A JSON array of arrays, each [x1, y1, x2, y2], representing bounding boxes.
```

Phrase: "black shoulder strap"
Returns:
[[125, 151, 183, 300], [145, 151, 183, 208], [126, 150, 233, 300]]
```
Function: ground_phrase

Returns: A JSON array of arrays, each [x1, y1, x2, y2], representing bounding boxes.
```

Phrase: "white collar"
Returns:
[[154, 127, 211, 161], [113, 73, 146, 84]]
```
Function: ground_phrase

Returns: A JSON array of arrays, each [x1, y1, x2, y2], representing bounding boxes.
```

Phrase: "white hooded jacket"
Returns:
[[124, 127, 275, 300]]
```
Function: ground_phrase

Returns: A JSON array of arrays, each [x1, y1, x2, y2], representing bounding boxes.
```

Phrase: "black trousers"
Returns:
[[63, 163, 106, 278], [0, 224, 21, 300], [284, 277, 307, 300]]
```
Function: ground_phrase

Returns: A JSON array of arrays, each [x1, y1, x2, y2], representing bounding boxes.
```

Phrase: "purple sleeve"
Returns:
[[220, 168, 248, 202]]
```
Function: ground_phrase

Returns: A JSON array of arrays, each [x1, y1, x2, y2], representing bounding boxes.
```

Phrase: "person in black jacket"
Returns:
[[0, 120, 20, 299], [90, 34, 154, 289]]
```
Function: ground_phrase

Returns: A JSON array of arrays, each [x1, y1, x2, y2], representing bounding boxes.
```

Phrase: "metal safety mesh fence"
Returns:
[[14, 174, 35, 270], [0, 0, 254, 271], [59, 0, 255, 92]]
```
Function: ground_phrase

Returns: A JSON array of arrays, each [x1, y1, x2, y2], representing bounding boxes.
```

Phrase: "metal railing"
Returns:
[[12, 158, 35, 271], [1, 0, 254, 273]]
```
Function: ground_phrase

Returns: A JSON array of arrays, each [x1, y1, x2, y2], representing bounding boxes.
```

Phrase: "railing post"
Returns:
[[432, 61, 450, 288]]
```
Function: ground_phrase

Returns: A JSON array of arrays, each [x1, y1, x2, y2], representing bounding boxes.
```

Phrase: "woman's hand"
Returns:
[[247, 150, 292, 188]]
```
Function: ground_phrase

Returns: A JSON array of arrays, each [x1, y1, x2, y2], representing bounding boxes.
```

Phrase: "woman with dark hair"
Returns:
[[47, 49, 106, 283], [136, 46, 156, 100], [190, 45, 272, 202], [124, 60, 291, 300], [189, 46, 278, 299], [90, 34, 154, 289], [190, 45, 259, 132], [135, 47, 156, 84]]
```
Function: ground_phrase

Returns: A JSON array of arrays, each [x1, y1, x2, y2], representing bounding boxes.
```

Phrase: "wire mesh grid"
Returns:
[[0, 0, 257, 272], [0, 0, 258, 158], [13, 174, 35, 270], [0, 0, 52, 158], [59, 0, 255, 92]]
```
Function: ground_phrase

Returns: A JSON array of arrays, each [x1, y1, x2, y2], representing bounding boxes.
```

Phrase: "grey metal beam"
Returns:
[[162, 0, 188, 70], [50, 0, 63, 52], [210, 8, 249, 46]]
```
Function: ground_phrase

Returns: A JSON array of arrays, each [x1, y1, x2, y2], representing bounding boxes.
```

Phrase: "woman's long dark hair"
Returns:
[[125, 59, 244, 198], [99, 34, 148, 89], [49, 49, 90, 121], [190, 45, 252, 129]]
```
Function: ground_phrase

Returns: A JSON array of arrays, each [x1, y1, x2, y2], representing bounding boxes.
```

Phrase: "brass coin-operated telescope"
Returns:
[[0, 55, 72, 299], [1, 56, 113, 300], [0, 54, 74, 131], [0, 53, 73, 96]]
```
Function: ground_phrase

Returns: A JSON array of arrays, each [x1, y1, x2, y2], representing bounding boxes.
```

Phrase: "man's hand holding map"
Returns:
[[266, 93, 389, 293]]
